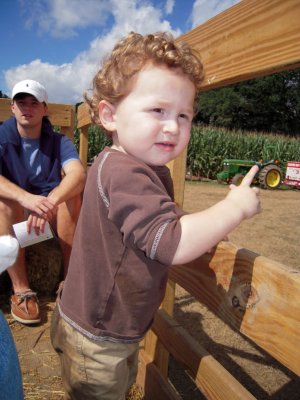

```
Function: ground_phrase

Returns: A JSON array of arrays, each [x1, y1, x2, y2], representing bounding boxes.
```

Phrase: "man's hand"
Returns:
[[20, 193, 57, 218], [227, 165, 261, 219], [19, 193, 57, 234], [27, 213, 47, 235]]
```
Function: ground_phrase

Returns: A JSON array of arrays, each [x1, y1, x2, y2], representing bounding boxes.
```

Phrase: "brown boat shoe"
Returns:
[[11, 290, 41, 325]]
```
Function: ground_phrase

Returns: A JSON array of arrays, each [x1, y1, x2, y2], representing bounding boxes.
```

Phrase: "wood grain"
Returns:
[[152, 309, 256, 400], [178, 0, 300, 91], [169, 241, 300, 376]]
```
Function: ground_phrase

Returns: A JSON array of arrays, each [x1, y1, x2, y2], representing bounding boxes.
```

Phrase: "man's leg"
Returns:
[[0, 199, 29, 291], [54, 194, 81, 278], [0, 201, 19, 275], [0, 199, 40, 324]]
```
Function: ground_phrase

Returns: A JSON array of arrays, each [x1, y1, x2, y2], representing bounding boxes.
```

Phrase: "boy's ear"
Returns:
[[98, 100, 116, 132]]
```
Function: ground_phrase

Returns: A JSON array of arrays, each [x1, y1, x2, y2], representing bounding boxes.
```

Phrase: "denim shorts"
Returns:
[[50, 305, 139, 400], [0, 311, 24, 400]]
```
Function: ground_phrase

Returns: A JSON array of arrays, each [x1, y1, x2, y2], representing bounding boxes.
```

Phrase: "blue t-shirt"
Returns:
[[0, 135, 79, 186]]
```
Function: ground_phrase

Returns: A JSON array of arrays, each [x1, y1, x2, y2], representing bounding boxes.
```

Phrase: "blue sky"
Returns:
[[1, 0, 240, 104]]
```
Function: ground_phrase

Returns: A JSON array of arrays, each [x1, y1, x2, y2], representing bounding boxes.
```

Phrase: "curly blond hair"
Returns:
[[84, 31, 204, 127]]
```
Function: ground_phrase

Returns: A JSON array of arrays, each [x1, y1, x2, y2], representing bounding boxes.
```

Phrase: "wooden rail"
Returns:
[[180, 0, 300, 91]]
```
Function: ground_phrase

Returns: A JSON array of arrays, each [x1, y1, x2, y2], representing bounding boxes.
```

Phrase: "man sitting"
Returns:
[[0, 79, 86, 324]]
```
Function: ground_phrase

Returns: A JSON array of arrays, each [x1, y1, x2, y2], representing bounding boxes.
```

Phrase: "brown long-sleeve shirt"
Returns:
[[59, 148, 184, 343]]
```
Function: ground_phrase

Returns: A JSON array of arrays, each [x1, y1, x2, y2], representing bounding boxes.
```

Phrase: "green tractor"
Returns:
[[217, 159, 283, 189]]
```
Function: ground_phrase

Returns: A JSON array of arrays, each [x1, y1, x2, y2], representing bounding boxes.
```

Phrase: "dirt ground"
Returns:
[[2, 181, 300, 399]]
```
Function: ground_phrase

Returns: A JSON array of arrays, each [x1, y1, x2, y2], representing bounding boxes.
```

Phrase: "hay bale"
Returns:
[[26, 238, 63, 296]]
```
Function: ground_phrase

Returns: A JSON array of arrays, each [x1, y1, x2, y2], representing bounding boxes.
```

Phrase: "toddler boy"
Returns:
[[51, 32, 260, 400]]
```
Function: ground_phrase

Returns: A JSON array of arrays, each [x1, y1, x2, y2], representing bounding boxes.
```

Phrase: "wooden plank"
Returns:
[[59, 106, 75, 140], [137, 349, 182, 400], [178, 0, 300, 91], [79, 126, 89, 169], [60, 126, 74, 141], [48, 103, 75, 128], [167, 148, 187, 208], [150, 280, 177, 378], [153, 309, 256, 400], [140, 329, 158, 362], [169, 241, 300, 376], [77, 102, 92, 128], [0, 98, 12, 121], [149, 149, 184, 377]]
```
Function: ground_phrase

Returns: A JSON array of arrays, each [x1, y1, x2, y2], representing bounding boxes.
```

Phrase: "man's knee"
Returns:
[[0, 199, 23, 226], [69, 194, 82, 214], [62, 194, 82, 220], [55, 194, 82, 236]]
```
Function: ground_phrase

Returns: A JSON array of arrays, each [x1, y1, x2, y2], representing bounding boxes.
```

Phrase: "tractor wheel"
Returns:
[[259, 165, 282, 189], [231, 173, 244, 186]]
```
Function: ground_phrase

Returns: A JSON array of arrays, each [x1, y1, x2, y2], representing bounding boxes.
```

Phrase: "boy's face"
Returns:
[[11, 94, 47, 131], [104, 64, 195, 166]]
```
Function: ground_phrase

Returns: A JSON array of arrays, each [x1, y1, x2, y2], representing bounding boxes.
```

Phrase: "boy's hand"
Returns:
[[239, 164, 259, 188], [227, 165, 261, 219]]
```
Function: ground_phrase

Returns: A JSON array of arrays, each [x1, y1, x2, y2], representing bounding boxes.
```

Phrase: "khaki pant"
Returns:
[[51, 306, 139, 400]]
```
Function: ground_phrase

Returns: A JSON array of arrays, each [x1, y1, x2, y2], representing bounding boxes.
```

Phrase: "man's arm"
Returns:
[[47, 160, 86, 206], [0, 175, 55, 219], [26, 160, 86, 234]]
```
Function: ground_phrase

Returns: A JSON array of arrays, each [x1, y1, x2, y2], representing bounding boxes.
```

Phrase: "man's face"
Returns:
[[106, 64, 196, 166], [11, 94, 47, 131]]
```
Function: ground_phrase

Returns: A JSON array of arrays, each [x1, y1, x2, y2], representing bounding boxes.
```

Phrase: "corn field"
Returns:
[[76, 125, 300, 179], [187, 125, 300, 179]]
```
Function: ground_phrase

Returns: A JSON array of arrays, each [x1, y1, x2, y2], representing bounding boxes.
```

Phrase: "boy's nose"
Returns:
[[163, 119, 179, 135]]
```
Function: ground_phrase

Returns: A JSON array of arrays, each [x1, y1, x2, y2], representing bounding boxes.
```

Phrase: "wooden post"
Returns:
[[141, 149, 188, 377], [77, 102, 92, 169], [79, 126, 89, 169]]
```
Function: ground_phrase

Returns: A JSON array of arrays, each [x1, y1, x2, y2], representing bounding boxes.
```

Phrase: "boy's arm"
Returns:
[[172, 166, 261, 265]]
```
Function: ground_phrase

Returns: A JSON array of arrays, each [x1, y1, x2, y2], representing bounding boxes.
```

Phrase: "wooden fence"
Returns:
[[1, 0, 299, 397]]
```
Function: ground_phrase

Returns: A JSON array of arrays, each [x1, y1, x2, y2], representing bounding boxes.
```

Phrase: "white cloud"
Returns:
[[191, 0, 240, 28], [165, 0, 175, 15], [5, 60, 79, 104], [6, 0, 182, 103]]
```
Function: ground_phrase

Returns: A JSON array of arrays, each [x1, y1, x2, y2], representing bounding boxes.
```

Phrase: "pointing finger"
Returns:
[[241, 165, 259, 187]]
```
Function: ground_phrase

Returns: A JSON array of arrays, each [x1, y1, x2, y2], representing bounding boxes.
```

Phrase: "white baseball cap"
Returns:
[[12, 79, 48, 104]]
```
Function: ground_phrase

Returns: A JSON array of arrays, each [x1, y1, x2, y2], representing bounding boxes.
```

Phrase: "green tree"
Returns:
[[196, 69, 300, 136]]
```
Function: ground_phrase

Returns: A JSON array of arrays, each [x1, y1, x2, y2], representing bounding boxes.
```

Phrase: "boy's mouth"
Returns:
[[155, 142, 175, 151]]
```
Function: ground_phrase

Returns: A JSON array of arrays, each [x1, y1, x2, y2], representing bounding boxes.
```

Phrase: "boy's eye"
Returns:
[[152, 108, 164, 114], [179, 113, 189, 120]]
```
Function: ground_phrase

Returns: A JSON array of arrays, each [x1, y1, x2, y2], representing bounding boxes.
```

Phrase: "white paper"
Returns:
[[12, 220, 54, 248]]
